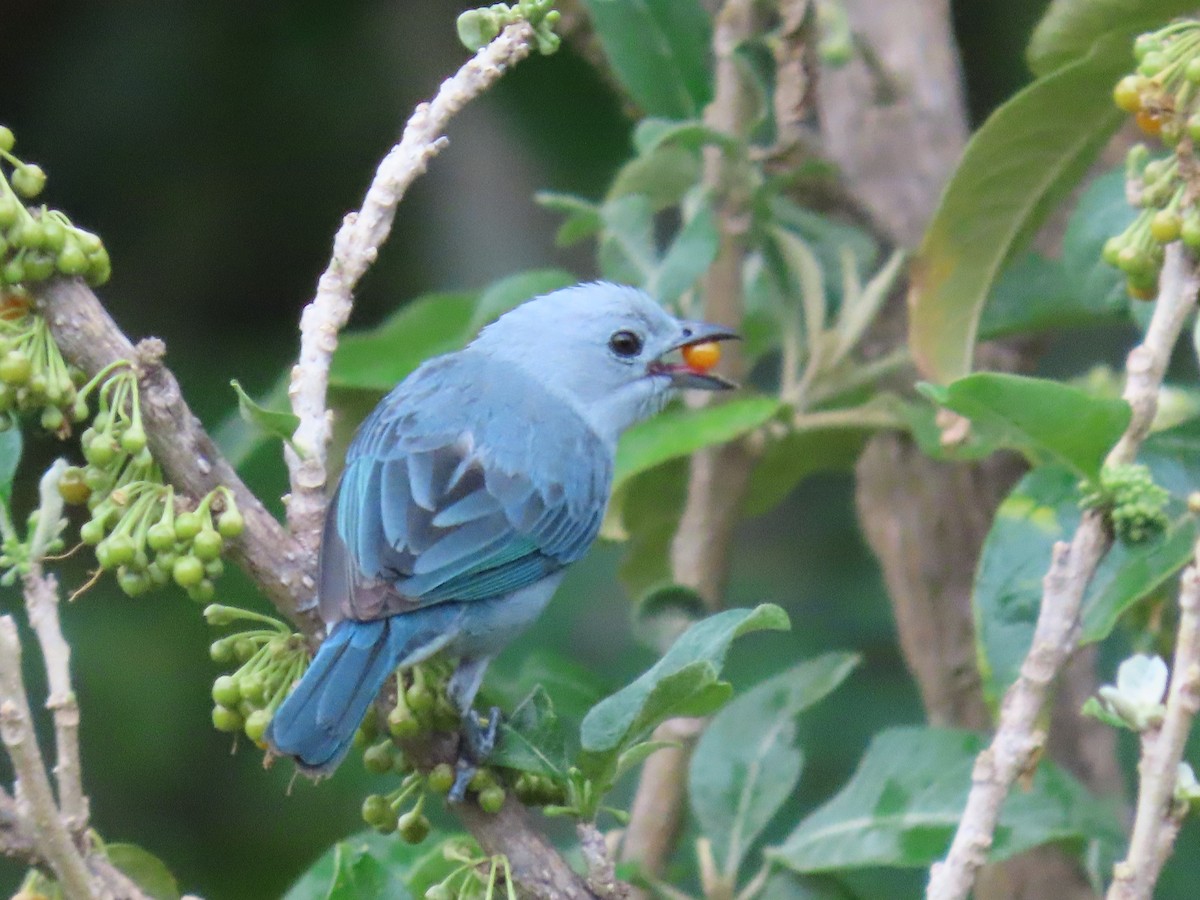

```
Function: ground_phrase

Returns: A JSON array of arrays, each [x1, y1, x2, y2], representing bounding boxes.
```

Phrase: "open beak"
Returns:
[[650, 320, 740, 391]]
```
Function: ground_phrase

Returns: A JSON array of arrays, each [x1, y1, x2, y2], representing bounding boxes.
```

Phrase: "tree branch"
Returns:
[[927, 244, 1200, 900], [0, 615, 93, 898], [1106, 551, 1200, 898], [285, 19, 539, 563]]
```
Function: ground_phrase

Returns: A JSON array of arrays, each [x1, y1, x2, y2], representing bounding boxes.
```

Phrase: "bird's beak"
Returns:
[[651, 320, 740, 391]]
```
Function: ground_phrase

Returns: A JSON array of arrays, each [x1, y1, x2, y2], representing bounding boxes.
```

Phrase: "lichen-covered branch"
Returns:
[[927, 244, 1200, 900], [285, 19, 540, 563], [0, 616, 93, 898], [1106, 556, 1200, 898]]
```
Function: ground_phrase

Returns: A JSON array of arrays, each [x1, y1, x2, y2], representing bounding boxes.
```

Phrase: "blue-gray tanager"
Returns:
[[266, 283, 735, 790]]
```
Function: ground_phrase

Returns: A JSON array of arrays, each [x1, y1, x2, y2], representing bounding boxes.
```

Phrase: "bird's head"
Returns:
[[469, 282, 738, 441]]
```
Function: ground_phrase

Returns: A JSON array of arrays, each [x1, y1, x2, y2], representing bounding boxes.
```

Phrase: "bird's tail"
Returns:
[[266, 617, 418, 772]]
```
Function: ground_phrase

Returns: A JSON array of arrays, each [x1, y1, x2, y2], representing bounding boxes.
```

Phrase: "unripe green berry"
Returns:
[[147, 521, 176, 551], [39, 405, 63, 432], [193, 528, 223, 561], [468, 768, 496, 792], [120, 425, 146, 454], [56, 239, 88, 276], [85, 434, 118, 467], [212, 705, 243, 733], [57, 466, 91, 505], [117, 568, 150, 597], [2, 258, 24, 285], [0, 194, 18, 229], [1139, 50, 1168, 76], [187, 579, 216, 603], [244, 709, 271, 743], [1101, 236, 1124, 267], [172, 554, 205, 588], [478, 786, 505, 814], [210, 639, 235, 664], [397, 811, 431, 844], [362, 742, 394, 775], [1147, 208, 1176, 243], [0, 350, 31, 385], [362, 794, 398, 832], [427, 763, 455, 795], [0, 126, 13, 152], [217, 508, 244, 539], [80, 517, 106, 545], [174, 511, 203, 541], [212, 675, 241, 707], [1134, 33, 1161, 60], [240, 672, 266, 705], [102, 534, 136, 568], [1187, 57, 1200, 84], [11, 165, 46, 199], [406, 682, 435, 715], [387, 705, 422, 739], [39, 218, 65, 253]]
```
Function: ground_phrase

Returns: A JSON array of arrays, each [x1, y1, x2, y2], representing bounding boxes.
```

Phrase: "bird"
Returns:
[[265, 282, 736, 794]]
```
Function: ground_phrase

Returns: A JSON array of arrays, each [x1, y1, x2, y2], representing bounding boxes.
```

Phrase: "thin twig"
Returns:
[[926, 244, 1200, 900], [0, 616, 93, 898], [1107, 565, 1200, 899], [285, 19, 539, 561]]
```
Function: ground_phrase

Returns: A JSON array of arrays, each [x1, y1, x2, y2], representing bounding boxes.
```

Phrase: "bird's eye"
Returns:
[[608, 330, 643, 358]]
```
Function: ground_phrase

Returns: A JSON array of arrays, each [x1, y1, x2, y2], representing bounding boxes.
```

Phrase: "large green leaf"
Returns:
[[1027, 0, 1195, 76], [1060, 168, 1135, 321], [612, 459, 689, 602], [579, 605, 790, 765], [106, 844, 180, 900], [978, 251, 1125, 340], [614, 395, 782, 491], [768, 727, 1122, 872], [649, 195, 719, 304], [330, 291, 476, 391], [744, 427, 871, 517], [919, 373, 1130, 481], [908, 33, 1128, 383], [0, 426, 21, 503], [284, 831, 424, 900], [581, 0, 712, 119], [689, 654, 860, 879], [973, 427, 1200, 707], [492, 685, 570, 780]]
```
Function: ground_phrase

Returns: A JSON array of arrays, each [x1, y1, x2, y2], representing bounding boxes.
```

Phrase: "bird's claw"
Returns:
[[448, 706, 502, 803]]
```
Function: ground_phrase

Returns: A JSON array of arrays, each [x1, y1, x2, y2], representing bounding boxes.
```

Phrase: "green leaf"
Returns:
[[535, 192, 604, 247], [230, 379, 300, 448], [908, 33, 1128, 383], [599, 194, 658, 285], [106, 844, 180, 900], [615, 395, 782, 491], [690, 654, 860, 879], [0, 426, 21, 503], [759, 870, 856, 900], [615, 739, 679, 779], [977, 253, 1085, 340], [493, 685, 569, 780], [468, 268, 577, 332], [633, 118, 739, 156], [284, 831, 422, 900], [330, 291, 476, 391], [1027, 0, 1194, 76], [581, 0, 712, 118], [1060, 168, 1135, 320], [580, 604, 790, 760], [612, 459, 688, 602], [608, 144, 702, 211], [768, 727, 1122, 872], [973, 434, 1200, 707], [648, 196, 719, 305], [744, 427, 871, 518], [920, 372, 1130, 481]]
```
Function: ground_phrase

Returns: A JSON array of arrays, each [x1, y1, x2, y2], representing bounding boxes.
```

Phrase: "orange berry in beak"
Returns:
[[682, 341, 721, 372]]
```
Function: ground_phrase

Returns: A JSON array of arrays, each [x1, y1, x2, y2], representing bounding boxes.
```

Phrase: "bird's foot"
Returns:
[[448, 706, 501, 803]]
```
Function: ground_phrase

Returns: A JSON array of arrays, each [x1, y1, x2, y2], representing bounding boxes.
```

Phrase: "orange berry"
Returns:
[[0, 290, 30, 321], [1136, 109, 1163, 136], [682, 341, 721, 372]]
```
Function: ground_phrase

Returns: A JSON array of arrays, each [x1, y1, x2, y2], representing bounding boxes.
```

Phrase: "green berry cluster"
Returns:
[[0, 287, 87, 433], [64, 363, 245, 599], [361, 772, 434, 843], [206, 604, 308, 745], [456, 0, 560, 54], [1081, 463, 1171, 543], [423, 844, 513, 900], [0, 507, 67, 585], [512, 771, 566, 807], [376, 663, 462, 742], [0, 125, 110, 289], [1105, 21, 1200, 299]]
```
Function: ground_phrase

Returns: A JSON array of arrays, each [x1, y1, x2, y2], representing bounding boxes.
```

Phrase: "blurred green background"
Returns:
[[0, 2, 1168, 898]]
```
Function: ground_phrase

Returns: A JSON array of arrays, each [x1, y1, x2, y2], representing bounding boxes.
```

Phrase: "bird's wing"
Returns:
[[318, 353, 612, 622]]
